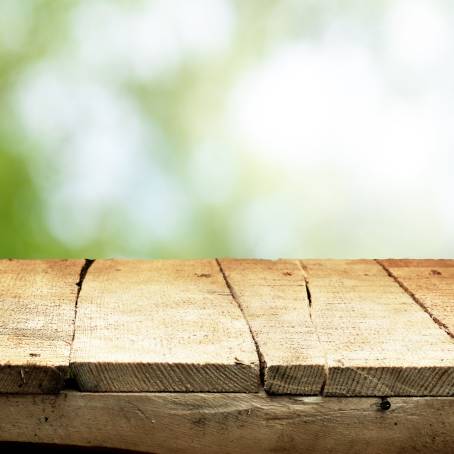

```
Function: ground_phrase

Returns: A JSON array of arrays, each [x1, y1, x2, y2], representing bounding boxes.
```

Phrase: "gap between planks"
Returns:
[[67, 259, 95, 387], [70, 259, 95, 346], [216, 259, 266, 387], [376, 259, 454, 339]]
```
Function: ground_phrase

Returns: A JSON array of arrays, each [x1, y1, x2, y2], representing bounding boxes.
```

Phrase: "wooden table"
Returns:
[[0, 259, 453, 453]]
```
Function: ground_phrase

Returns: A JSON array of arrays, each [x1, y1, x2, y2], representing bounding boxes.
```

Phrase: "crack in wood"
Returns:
[[297, 260, 328, 396]]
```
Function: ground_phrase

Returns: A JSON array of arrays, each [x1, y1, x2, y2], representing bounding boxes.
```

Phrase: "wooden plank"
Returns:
[[70, 260, 259, 392], [302, 259, 454, 396], [0, 260, 83, 393], [380, 259, 454, 338], [1, 392, 453, 453], [219, 259, 326, 394]]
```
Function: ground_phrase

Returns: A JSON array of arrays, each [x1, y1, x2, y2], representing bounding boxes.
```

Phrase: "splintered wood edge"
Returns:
[[0, 392, 453, 454]]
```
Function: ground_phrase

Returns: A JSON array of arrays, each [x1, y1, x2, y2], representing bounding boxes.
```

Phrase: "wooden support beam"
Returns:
[[0, 392, 453, 453], [0, 260, 83, 393]]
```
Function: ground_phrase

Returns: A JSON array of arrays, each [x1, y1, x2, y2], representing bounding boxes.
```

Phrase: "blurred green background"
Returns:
[[1, 0, 453, 259]]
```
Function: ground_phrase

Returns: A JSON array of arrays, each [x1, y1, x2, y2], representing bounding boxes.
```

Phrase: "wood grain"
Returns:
[[70, 260, 259, 392], [219, 259, 326, 394], [0, 260, 83, 393], [302, 259, 454, 396], [1, 392, 453, 453], [380, 259, 454, 338]]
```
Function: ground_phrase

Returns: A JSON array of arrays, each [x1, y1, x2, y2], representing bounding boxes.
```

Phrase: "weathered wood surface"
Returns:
[[1, 259, 453, 396], [219, 259, 326, 394], [0, 392, 453, 453], [380, 259, 454, 338], [70, 260, 259, 392], [0, 260, 83, 393], [302, 260, 454, 396]]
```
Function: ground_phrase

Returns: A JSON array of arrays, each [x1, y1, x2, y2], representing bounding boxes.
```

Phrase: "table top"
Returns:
[[0, 258, 453, 396]]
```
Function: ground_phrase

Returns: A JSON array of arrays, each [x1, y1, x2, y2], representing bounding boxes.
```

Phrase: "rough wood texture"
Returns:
[[0, 392, 453, 453], [302, 259, 454, 396], [219, 259, 326, 394], [2, 259, 454, 397], [70, 260, 259, 392], [380, 259, 454, 338], [0, 260, 83, 393]]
